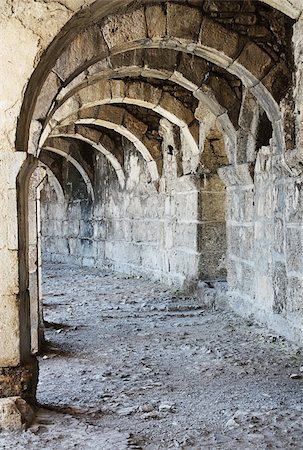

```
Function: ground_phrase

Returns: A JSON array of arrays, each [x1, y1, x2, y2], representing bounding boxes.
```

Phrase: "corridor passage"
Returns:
[[1, 264, 303, 449]]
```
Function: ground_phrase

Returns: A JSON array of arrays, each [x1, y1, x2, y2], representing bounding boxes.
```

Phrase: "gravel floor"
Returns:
[[1, 263, 303, 449]]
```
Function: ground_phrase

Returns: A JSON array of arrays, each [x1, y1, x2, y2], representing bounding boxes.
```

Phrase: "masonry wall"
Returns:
[[40, 137, 207, 286]]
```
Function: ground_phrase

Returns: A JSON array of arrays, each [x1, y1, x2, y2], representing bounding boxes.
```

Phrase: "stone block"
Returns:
[[201, 191, 226, 221], [234, 42, 274, 82], [110, 79, 126, 103], [110, 48, 145, 70], [94, 220, 107, 240], [0, 250, 19, 296], [167, 4, 202, 41], [126, 81, 161, 108], [34, 71, 61, 121], [144, 48, 178, 73], [80, 238, 97, 258], [227, 225, 254, 261], [102, 8, 147, 50], [54, 25, 109, 81], [145, 4, 166, 39], [123, 112, 148, 139], [177, 52, 210, 87], [286, 277, 303, 315], [198, 223, 227, 254], [0, 295, 20, 365], [286, 227, 303, 273], [225, 188, 255, 222], [0, 397, 34, 431], [199, 249, 227, 281], [199, 18, 243, 60], [158, 93, 194, 126], [173, 222, 198, 249], [80, 220, 94, 239], [77, 81, 112, 107], [272, 262, 287, 314]]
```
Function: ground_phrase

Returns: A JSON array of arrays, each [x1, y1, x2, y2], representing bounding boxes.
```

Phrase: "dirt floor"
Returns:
[[1, 263, 303, 449]]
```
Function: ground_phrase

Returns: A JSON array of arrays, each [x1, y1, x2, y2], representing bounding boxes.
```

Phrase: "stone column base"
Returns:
[[0, 397, 35, 431], [0, 357, 38, 405]]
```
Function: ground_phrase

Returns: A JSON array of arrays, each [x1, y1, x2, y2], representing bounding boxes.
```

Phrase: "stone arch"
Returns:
[[19, 1, 293, 159], [46, 79, 200, 157], [198, 126, 229, 281], [41, 146, 95, 201], [48, 105, 162, 181], [40, 65, 237, 165], [40, 165, 65, 203], [45, 127, 126, 189]]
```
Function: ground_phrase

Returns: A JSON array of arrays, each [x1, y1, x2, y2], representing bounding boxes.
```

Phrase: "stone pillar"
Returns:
[[293, 18, 303, 152], [28, 167, 47, 354], [218, 163, 256, 307], [0, 152, 38, 428]]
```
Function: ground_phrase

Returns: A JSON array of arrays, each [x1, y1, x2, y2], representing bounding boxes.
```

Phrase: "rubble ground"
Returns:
[[1, 263, 303, 449]]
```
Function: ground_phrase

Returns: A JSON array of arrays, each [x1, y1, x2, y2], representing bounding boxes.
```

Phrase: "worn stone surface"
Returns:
[[0, 397, 35, 431], [2, 263, 303, 448]]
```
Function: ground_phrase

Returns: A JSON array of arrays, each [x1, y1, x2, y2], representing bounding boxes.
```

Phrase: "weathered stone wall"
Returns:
[[40, 135, 207, 286]]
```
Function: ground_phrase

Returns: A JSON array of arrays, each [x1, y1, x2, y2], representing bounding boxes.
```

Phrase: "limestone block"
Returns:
[[286, 277, 303, 314], [68, 238, 79, 256], [262, 62, 290, 102], [97, 105, 125, 126], [145, 4, 166, 39], [286, 227, 303, 273], [194, 86, 226, 117], [102, 8, 147, 50], [0, 294, 20, 366], [167, 4, 202, 41], [199, 249, 227, 280], [144, 48, 178, 73], [272, 262, 287, 314], [77, 81, 112, 107], [110, 79, 126, 103], [158, 93, 194, 126], [176, 52, 210, 88], [82, 257, 96, 268], [0, 397, 34, 431], [34, 71, 61, 121], [80, 238, 97, 258], [140, 245, 164, 269], [75, 125, 102, 145], [225, 189, 255, 222], [125, 82, 161, 108], [168, 250, 199, 277], [207, 76, 239, 119], [201, 192, 226, 221], [53, 25, 109, 81], [250, 82, 281, 122], [0, 250, 19, 296], [97, 240, 106, 260], [198, 223, 227, 254], [227, 225, 254, 261], [173, 223, 198, 249], [199, 18, 243, 60], [228, 258, 255, 297], [110, 48, 145, 70], [235, 42, 274, 82], [80, 220, 94, 239], [123, 112, 148, 139]]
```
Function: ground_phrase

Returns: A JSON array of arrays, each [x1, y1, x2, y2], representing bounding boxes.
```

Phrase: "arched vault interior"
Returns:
[[6, 0, 303, 421], [20, 0, 294, 287]]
